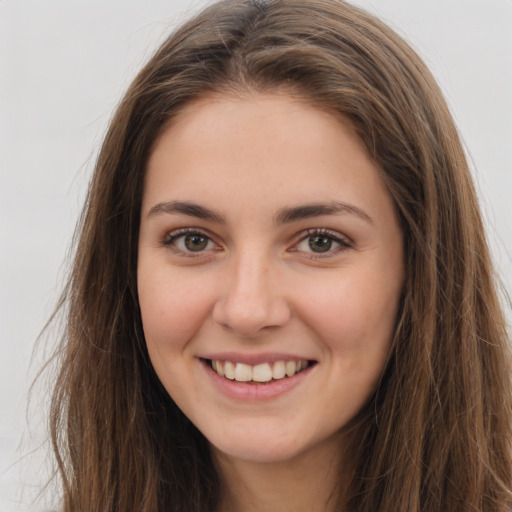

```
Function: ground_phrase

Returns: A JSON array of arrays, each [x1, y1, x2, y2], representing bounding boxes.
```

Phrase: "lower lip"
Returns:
[[201, 360, 314, 401]]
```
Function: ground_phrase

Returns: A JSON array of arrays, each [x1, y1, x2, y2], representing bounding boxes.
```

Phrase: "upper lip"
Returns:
[[199, 352, 316, 366]]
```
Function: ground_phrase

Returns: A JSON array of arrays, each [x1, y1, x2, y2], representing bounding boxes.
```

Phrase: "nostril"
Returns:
[[212, 283, 292, 336], [212, 297, 291, 337]]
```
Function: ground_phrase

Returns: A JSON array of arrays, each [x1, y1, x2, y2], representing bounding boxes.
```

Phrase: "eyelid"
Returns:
[[160, 226, 351, 259], [161, 227, 221, 257], [288, 228, 352, 257]]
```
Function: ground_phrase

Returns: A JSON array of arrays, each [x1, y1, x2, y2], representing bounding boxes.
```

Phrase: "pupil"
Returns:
[[185, 234, 208, 251], [309, 236, 332, 253]]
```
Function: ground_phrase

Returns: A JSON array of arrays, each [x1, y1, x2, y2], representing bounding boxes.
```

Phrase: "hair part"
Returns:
[[49, 1, 512, 510]]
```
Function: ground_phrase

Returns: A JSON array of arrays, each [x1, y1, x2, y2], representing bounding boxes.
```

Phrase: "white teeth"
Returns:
[[224, 360, 235, 380], [211, 359, 310, 382], [252, 363, 273, 383], [215, 360, 224, 377], [272, 360, 286, 379], [234, 363, 253, 382], [285, 360, 297, 377]]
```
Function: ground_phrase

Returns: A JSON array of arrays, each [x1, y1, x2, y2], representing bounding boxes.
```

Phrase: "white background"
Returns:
[[1, 1, 511, 510]]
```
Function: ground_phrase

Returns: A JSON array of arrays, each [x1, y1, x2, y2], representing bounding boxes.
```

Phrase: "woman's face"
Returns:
[[137, 92, 404, 466]]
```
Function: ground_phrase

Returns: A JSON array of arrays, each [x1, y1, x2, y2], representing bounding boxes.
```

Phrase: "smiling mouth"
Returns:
[[204, 359, 316, 384]]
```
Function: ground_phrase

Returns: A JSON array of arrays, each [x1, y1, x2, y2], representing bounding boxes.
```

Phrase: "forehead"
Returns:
[[142, 92, 392, 225]]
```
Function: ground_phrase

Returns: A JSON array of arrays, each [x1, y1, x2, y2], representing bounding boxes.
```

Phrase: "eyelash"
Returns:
[[292, 228, 351, 258], [161, 228, 219, 258], [161, 227, 351, 258]]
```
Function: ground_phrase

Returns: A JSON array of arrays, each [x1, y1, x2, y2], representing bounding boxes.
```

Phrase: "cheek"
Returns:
[[137, 267, 216, 352], [297, 268, 401, 355]]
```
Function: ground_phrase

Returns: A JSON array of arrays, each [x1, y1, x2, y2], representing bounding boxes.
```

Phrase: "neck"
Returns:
[[213, 435, 350, 512]]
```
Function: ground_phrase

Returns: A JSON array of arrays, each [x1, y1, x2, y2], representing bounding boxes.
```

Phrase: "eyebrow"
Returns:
[[147, 200, 373, 225], [274, 201, 373, 225], [147, 200, 225, 223]]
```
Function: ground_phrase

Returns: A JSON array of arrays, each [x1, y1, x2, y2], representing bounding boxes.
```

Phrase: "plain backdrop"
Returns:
[[1, 0, 511, 510]]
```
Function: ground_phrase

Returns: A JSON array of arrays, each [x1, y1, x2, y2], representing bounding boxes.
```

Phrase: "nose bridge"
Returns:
[[233, 246, 270, 298], [213, 244, 290, 336]]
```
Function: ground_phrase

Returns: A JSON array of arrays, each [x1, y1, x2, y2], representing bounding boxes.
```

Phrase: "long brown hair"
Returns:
[[49, 0, 512, 510]]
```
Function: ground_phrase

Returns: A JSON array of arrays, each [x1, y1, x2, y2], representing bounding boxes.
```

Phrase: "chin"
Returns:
[[212, 440, 303, 465], [207, 423, 340, 467]]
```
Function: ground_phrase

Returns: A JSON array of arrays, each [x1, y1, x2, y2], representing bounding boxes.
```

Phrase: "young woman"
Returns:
[[48, 0, 512, 510]]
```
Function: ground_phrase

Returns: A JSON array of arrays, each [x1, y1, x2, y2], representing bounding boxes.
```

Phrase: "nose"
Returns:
[[212, 251, 292, 337]]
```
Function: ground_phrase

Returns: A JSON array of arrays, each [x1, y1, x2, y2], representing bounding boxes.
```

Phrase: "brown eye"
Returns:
[[293, 229, 349, 257], [184, 234, 209, 252], [308, 235, 333, 253], [164, 230, 215, 254]]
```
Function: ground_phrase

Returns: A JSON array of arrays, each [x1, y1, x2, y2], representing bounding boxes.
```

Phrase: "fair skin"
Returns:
[[137, 92, 404, 512]]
